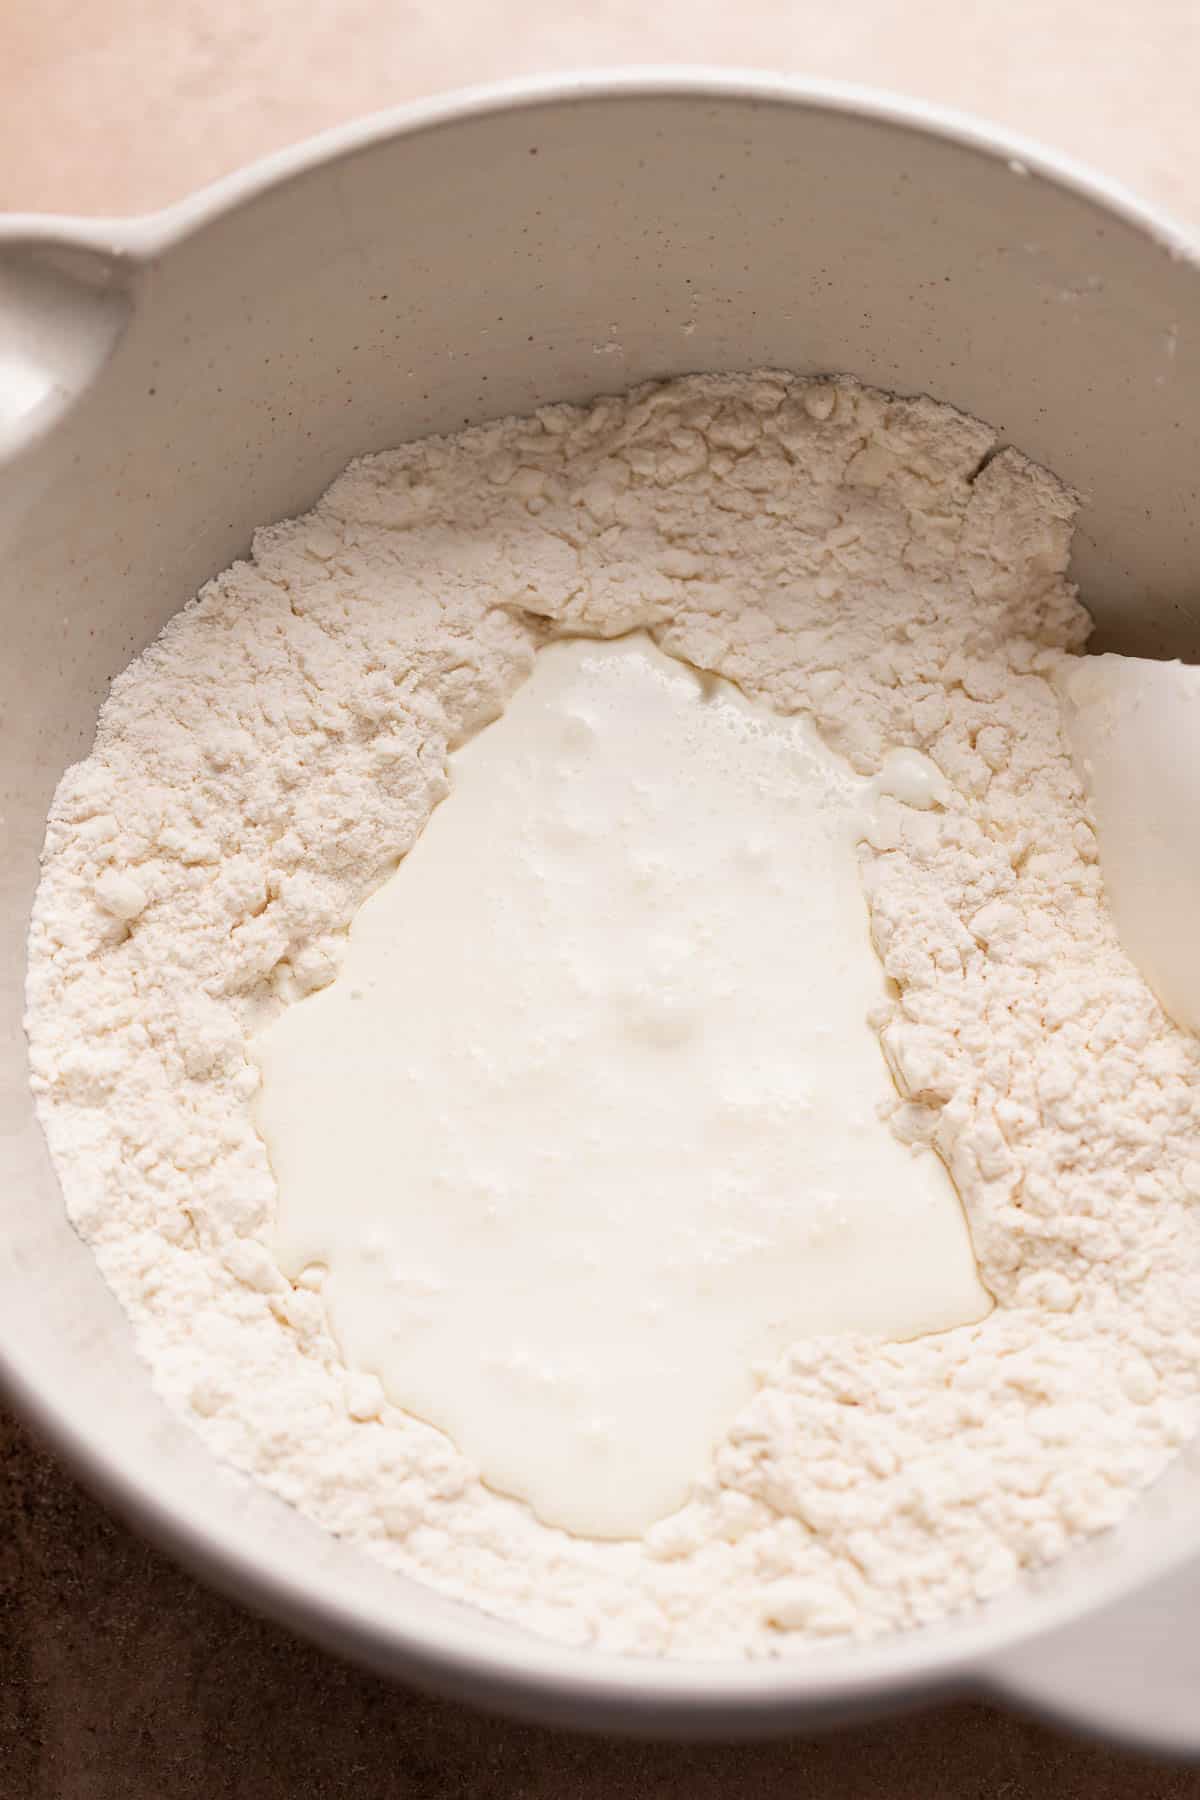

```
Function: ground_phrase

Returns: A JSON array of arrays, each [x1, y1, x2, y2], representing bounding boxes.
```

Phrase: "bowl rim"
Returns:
[[4, 66, 1200, 1733], [1, 64, 1196, 264]]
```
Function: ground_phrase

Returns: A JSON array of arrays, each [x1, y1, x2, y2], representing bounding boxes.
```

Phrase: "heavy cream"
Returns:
[[253, 634, 991, 1539]]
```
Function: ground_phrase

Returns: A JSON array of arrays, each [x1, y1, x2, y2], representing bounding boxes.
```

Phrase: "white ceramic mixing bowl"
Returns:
[[2, 72, 1199, 1750]]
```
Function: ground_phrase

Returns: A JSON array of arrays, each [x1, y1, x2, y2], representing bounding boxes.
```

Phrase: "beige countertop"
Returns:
[[4, 4, 1200, 1794], [3, 0, 1200, 230]]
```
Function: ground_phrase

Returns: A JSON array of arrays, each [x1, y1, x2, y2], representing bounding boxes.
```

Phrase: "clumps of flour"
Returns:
[[25, 374, 1200, 1654]]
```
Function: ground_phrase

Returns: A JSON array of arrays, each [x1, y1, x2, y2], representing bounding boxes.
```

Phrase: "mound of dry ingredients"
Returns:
[[25, 374, 1200, 1655]]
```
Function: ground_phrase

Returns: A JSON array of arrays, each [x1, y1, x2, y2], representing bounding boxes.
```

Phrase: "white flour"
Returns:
[[25, 374, 1200, 1655]]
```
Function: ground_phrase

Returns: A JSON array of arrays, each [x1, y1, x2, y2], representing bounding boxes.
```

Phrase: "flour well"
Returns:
[[25, 373, 1200, 1655], [253, 632, 990, 1542]]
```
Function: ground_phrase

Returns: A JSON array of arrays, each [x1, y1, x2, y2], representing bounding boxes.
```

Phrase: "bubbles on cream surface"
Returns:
[[253, 634, 991, 1539]]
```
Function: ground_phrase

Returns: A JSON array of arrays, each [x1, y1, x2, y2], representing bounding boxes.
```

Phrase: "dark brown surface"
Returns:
[[1, 1407, 1197, 1800]]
